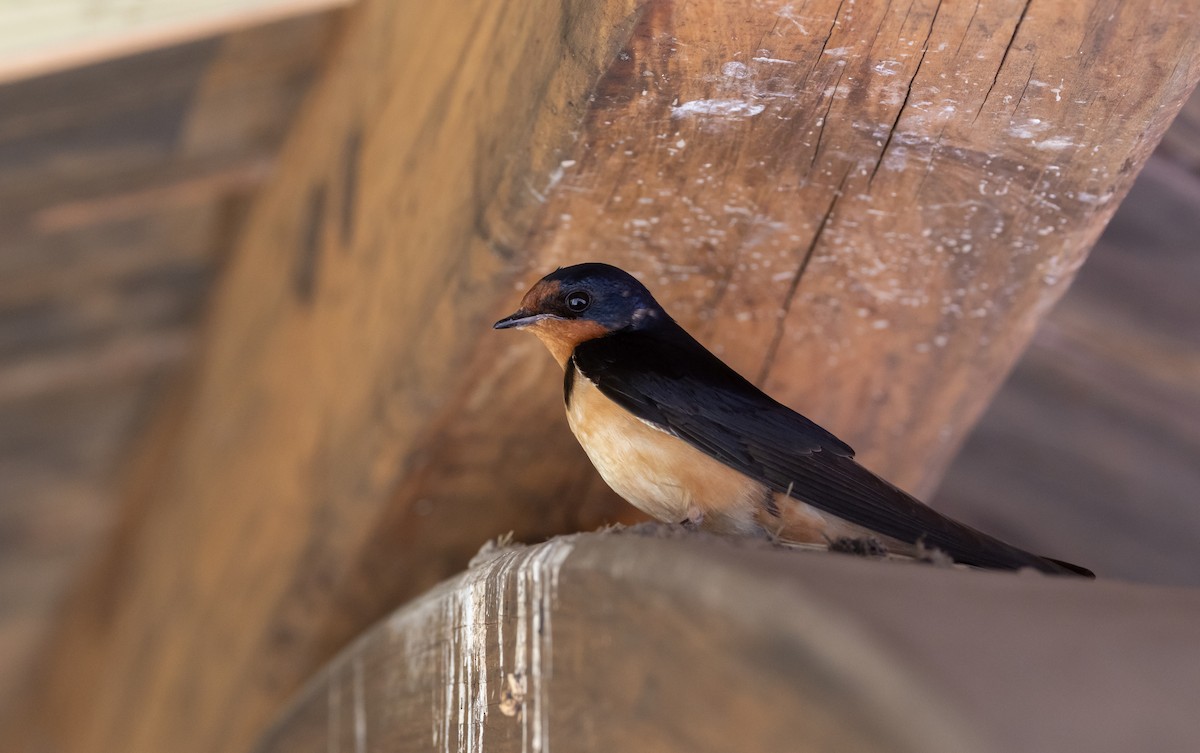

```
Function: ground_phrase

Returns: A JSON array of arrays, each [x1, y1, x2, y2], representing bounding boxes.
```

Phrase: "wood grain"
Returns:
[[0, 0, 353, 85], [9, 2, 642, 752], [258, 531, 1200, 753], [11, 1, 1200, 752], [515, 0, 1200, 493], [0, 11, 339, 720]]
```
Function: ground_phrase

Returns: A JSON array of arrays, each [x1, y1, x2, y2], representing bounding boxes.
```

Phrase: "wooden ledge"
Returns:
[[256, 529, 1200, 753]]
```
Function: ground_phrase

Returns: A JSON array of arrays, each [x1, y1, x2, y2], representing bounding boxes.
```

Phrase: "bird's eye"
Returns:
[[565, 290, 591, 313]]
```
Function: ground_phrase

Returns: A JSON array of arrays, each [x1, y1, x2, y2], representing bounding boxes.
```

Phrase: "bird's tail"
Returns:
[[803, 452, 1095, 578], [1041, 556, 1095, 578]]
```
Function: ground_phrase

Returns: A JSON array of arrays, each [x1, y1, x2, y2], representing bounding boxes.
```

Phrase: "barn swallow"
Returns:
[[495, 262, 1093, 577]]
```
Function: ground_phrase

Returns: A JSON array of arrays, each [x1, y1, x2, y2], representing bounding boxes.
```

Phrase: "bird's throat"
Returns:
[[529, 318, 609, 368]]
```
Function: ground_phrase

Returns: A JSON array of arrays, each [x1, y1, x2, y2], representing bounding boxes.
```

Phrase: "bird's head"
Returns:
[[494, 262, 665, 366]]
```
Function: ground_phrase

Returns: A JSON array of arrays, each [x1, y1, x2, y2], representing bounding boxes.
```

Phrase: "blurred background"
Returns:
[[0, 0, 1197, 730]]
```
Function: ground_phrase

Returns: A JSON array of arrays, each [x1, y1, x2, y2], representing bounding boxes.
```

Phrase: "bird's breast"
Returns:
[[564, 364, 764, 535]]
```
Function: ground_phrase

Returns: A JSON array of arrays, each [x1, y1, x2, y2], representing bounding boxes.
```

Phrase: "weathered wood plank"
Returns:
[[259, 531, 1200, 753], [0, 0, 353, 85], [11, 1, 1200, 752], [340, 0, 1200, 641], [8, 2, 643, 752], [0, 12, 339, 718]]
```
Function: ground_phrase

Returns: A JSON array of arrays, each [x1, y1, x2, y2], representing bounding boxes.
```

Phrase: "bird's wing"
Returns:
[[572, 325, 1089, 575]]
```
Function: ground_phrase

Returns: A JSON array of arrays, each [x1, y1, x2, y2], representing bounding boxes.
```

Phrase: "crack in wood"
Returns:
[[1017, 65, 1036, 111], [810, 65, 846, 170], [864, 0, 898, 54], [757, 168, 851, 385], [810, 0, 849, 80], [869, 0, 942, 187], [294, 182, 326, 303], [953, 0, 981, 58], [974, 0, 1034, 123], [778, 2, 861, 156]]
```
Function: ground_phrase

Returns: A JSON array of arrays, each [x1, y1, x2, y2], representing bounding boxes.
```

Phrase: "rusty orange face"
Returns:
[[494, 279, 609, 366], [494, 263, 666, 366]]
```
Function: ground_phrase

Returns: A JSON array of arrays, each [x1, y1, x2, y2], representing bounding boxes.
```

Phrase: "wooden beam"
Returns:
[[8, 2, 644, 752], [11, 1, 1199, 752], [257, 531, 1200, 753], [0, 0, 353, 85], [0, 10, 338, 718]]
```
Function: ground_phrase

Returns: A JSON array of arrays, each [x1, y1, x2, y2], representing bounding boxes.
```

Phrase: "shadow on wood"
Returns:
[[258, 530, 1200, 753]]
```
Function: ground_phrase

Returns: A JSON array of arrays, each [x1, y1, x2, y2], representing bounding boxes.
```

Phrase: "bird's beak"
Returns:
[[493, 309, 555, 330]]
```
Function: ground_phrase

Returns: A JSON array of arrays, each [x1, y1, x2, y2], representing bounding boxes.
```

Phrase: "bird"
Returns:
[[494, 262, 1093, 577]]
